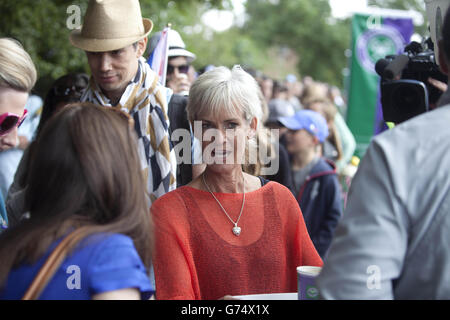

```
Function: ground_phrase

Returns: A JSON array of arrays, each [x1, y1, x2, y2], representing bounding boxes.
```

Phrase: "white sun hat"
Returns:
[[167, 29, 196, 63]]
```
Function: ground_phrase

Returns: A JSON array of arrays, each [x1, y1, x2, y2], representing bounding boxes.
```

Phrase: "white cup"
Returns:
[[297, 266, 322, 300]]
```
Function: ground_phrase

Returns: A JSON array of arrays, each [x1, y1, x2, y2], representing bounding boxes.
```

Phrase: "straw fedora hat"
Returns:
[[70, 0, 153, 52]]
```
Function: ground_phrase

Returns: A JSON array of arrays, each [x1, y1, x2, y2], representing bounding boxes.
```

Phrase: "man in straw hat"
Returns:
[[70, 0, 177, 204]]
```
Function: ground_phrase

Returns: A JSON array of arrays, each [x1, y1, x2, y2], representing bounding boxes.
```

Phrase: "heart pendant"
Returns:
[[232, 226, 241, 236]]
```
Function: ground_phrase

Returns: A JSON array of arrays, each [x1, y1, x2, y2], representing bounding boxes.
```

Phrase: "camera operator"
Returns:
[[316, 5, 450, 299], [376, 37, 448, 124]]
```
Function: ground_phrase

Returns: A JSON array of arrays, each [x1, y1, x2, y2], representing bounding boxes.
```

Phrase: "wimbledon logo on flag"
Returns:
[[356, 24, 405, 74]]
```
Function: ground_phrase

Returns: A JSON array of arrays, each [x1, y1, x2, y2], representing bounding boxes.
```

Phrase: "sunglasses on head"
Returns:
[[167, 64, 190, 75], [0, 109, 27, 136]]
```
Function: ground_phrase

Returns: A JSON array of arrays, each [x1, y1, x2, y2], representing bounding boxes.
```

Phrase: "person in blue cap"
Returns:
[[278, 109, 343, 258]]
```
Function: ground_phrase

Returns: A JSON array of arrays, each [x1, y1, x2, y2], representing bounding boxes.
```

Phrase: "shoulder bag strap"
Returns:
[[22, 227, 90, 300]]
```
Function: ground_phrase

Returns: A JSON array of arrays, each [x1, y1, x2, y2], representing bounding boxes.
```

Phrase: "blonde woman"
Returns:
[[151, 66, 322, 300], [0, 38, 36, 152], [0, 38, 36, 230]]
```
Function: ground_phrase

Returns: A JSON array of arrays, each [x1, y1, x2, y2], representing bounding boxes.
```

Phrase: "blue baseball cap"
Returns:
[[278, 109, 329, 143]]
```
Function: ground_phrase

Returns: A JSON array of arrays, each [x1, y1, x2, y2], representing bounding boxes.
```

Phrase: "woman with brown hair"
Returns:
[[0, 103, 153, 300]]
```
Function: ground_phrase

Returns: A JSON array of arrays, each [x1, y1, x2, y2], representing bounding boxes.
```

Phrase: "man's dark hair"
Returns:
[[442, 6, 450, 62]]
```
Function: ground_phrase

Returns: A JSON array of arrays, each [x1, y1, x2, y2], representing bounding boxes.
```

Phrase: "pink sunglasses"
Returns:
[[0, 109, 27, 136]]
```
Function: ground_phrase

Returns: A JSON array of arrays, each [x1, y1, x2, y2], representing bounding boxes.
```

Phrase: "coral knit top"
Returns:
[[151, 181, 323, 300]]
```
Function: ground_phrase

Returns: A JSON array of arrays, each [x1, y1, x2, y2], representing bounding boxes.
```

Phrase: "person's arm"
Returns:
[[273, 184, 322, 292], [92, 288, 140, 300], [151, 193, 198, 300], [88, 234, 154, 300], [314, 174, 343, 258], [278, 185, 323, 267], [298, 213, 323, 267], [316, 140, 409, 299]]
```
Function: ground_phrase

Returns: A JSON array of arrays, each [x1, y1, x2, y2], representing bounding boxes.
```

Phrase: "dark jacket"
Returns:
[[168, 94, 192, 187], [295, 157, 342, 258], [264, 143, 294, 193]]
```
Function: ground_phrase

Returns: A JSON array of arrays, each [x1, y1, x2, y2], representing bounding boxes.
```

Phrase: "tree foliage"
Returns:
[[0, 1, 90, 95], [242, 0, 351, 86], [183, 26, 270, 73], [0, 0, 426, 95], [0, 0, 227, 96], [368, 0, 427, 36], [141, 0, 227, 33], [368, 0, 425, 12]]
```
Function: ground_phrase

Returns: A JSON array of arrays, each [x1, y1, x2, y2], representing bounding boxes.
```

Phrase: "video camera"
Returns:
[[375, 37, 447, 124]]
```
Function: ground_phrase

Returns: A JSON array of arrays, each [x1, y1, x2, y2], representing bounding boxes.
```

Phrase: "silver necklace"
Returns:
[[202, 172, 245, 236]]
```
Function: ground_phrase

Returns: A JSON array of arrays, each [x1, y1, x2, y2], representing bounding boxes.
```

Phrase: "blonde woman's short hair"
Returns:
[[187, 65, 263, 124], [188, 65, 279, 176], [0, 38, 37, 92]]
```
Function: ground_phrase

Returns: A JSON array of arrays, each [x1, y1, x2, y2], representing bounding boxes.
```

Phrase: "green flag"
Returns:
[[346, 13, 413, 158]]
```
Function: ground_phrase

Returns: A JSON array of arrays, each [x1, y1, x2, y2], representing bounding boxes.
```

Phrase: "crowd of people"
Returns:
[[1, 0, 450, 300]]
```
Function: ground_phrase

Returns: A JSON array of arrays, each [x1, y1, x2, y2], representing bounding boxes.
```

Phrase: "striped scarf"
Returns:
[[81, 57, 177, 204]]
